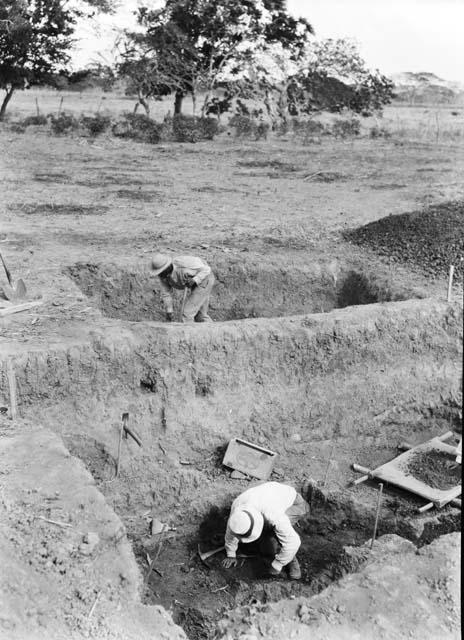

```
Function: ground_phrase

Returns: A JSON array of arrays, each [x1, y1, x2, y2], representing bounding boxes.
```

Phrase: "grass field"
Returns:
[[1, 88, 463, 316]]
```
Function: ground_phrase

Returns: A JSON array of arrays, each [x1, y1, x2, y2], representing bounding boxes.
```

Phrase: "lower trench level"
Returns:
[[64, 405, 462, 640]]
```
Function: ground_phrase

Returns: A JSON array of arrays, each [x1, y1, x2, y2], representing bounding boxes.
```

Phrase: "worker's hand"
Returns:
[[265, 561, 281, 578], [185, 277, 197, 289], [222, 557, 238, 569], [166, 312, 173, 322]]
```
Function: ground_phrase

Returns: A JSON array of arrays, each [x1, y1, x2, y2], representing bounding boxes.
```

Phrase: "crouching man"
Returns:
[[222, 482, 309, 580], [151, 252, 215, 323]]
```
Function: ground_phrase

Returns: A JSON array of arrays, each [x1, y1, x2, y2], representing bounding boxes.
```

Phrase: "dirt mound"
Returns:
[[344, 201, 464, 279]]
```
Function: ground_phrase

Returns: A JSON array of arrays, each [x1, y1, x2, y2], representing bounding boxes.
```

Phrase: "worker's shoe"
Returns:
[[286, 558, 302, 580]]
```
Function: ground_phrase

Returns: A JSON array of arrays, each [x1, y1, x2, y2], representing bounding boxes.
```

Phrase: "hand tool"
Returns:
[[0, 252, 27, 300]]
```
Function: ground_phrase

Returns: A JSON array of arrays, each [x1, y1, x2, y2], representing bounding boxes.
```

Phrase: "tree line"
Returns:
[[0, 0, 394, 122]]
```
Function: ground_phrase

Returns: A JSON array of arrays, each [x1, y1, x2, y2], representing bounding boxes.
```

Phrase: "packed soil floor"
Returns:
[[0, 114, 463, 640]]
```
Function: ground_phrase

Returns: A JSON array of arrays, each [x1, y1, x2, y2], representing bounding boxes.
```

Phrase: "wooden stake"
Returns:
[[322, 443, 336, 487], [0, 300, 43, 317], [115, 419, 125, 478], [370, 483, 383, 550], [447, 265, 454, 302], [6, 359, 17, 420], [58, 96, 64, 114], [87, 590, 101, 621], [35, 96, 40, 116]]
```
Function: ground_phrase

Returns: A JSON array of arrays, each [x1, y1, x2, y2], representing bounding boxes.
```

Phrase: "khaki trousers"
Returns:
[[182, 273, 215, 323]]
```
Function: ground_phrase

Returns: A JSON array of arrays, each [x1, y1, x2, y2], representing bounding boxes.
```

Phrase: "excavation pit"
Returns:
[[66, 259, 421, 322], [62, 408, 461, 640], [125, 475, 461, 640]]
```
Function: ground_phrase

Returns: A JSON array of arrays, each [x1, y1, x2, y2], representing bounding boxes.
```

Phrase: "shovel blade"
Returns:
[[1, 279, 27, 301]]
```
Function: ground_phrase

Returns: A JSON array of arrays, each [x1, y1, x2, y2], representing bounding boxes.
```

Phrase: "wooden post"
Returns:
[[447, 265, 454, 302], [35, 96, 40, 116], [58, 96, 64, 114], [6, 359, 18, 420], [370, 483, 383, 549], [322, 443, 336, 487], [115, 419, 124, 478]]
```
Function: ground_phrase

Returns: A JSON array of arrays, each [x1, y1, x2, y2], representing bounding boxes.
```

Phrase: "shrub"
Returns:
[[22, 114, 48, 127], [369, 125, 391, 139], [112, 113, 163, 144], [49, 112, 79, 135], [79, 113, 112, 137], [172, 115, 219, 142], [331, 117, 361, 138], [228, 115, 269, 140]]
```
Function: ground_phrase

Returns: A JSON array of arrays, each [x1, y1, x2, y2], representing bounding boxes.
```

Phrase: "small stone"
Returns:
[[336, 604, 346, 614], [290, 433, 302, 442], [298, 604, 309, 618], [80, 531, 99, 554], [150, 518, 166, 535]]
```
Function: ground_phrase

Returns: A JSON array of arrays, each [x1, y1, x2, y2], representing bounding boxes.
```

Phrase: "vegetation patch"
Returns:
[[33, 172, 70, 183], [313, 171, 348, 182], [9, 203, 108, 216], [74, 174, 145, 187], [370, 183, 407, 190], [115, 190, 163, 201], [237, 159, 301, 172]]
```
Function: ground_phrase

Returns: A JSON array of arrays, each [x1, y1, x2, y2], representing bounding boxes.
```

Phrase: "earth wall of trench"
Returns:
[[0, 298, 461, 516]]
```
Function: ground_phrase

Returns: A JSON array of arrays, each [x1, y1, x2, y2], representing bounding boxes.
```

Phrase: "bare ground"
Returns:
[[0, 118, 462, 640]]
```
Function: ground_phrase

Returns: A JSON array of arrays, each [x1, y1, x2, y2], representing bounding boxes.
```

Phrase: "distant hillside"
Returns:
[[392, 72, 464, 105]]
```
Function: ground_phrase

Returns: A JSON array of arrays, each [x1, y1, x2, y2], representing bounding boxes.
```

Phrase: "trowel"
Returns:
[[0, 252, 27, 301]]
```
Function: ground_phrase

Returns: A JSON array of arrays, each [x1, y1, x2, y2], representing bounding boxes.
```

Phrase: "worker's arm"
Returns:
[[269, 515, 301, 572], [191, 261, 211, 286], [224, 524, 239, 558], [158, 278, 174, 314]]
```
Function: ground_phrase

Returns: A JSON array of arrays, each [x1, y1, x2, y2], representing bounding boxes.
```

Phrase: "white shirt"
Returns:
[[225, 482, 301, 571]]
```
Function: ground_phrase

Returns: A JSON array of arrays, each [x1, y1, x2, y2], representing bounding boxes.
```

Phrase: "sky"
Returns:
[[73, 0, 464, 83]]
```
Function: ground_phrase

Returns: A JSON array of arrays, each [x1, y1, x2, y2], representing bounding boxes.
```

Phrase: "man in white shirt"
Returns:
[[151, 252, 215, 323], [222, 482, 309, 580]]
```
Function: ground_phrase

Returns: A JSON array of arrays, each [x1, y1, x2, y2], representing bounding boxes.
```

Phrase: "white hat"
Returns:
[[228, 506, 264, 543], [151, 252, 172, 276]]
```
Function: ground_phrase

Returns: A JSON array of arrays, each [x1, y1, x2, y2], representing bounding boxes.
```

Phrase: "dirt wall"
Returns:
[[0, 299, 461, 516]]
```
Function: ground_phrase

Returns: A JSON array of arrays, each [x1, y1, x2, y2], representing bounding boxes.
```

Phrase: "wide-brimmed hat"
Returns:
[[151, 253, 172, 276], [228, 506, 264, 543]]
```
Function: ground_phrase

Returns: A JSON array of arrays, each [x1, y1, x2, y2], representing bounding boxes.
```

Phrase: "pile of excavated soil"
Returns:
[[344, 200, 464, 279], [406, 449, 461, 490]]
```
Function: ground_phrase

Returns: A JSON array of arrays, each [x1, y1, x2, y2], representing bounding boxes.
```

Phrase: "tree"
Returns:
[[227, 37, 394, 122], [288, 38, 394, 116], [119, 0, 313, 116], [0, 0, 111, 120]]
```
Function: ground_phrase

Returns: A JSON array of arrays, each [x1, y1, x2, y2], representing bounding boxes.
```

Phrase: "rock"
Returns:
[[80, 531, 99, 554], [298, 603, 309, 618], [290, 433, 302, 442], [150, 518, 167, 535]]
